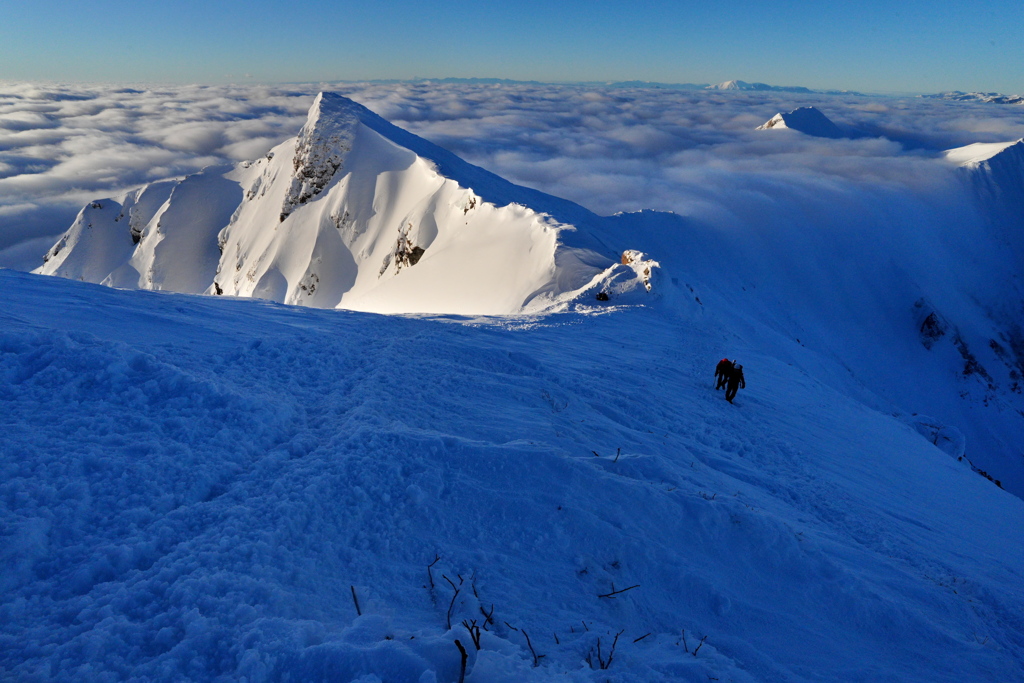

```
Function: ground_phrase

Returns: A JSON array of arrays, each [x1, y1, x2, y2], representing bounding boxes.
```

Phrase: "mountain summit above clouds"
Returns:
[[707, 80, 812, 93], [755, 106, 844, 138], [924, 91, 1024, 105], [36, 92, 656, 315]]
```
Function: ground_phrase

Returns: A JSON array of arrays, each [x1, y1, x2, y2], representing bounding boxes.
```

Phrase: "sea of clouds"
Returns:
[[1, 79, 1022, 270]]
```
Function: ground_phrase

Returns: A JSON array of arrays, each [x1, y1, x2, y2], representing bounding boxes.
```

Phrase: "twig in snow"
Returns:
[[598, 584, 640, 599], [426, 554, 441, 590], [693, 634, 708, 656], [522, 629, 544, 667], [443, 575, 461, 630], [679, 629, 689, 652], [592, 450, 601, 457], [454, 639, 468, 683], [614, 448, 621, 463], [606, 630, 624, 669], [479, 603, 494, 629], [586, 630, 624, 670], [350, 586, 362, 616], [633, 633, 651, 643], [462, 620, 483, 649]]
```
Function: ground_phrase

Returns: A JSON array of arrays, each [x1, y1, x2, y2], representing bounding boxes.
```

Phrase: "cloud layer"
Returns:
[[2, 80, 1022, 269]]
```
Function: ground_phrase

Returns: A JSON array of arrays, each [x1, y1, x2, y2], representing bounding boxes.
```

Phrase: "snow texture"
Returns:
[[2, 267, 1023, 682]]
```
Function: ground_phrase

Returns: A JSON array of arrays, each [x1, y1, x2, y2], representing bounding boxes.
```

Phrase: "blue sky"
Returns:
[[2, 0, 1023, 93]]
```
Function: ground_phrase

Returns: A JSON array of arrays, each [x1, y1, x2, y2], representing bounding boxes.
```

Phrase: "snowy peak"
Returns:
[[708, 80, 749, 90], [755, 106, 843, 138], [708, 80, 812, 93], [281, 92, 361, 220], [35, 92, 656, 315]]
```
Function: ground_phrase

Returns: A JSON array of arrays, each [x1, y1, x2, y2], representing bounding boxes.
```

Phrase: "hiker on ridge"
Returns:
[[725, 364, 745, 404], [715, 358, 734, 390]]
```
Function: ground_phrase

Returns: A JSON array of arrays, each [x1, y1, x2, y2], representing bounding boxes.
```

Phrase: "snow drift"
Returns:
[[36, 93, 655, 315]]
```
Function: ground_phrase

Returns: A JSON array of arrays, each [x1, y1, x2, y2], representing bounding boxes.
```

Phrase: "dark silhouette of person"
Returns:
[[725, 364, 745, 403], [715, 358, 734, 390]]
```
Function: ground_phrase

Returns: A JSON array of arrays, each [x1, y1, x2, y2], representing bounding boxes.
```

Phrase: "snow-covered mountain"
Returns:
[[8, 90, 1024, 682], [924, 91, 1024, 105], [36, 93, 655, 315], [707, 80, 812, 93], [755, 106, 844, 138]]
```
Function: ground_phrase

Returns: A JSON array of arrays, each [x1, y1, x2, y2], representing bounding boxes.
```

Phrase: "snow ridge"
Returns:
[[946, 138, 1024, 207]]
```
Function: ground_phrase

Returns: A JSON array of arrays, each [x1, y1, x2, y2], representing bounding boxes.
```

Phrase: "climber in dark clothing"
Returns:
[[725, 364, 745, 403], [715, 358, 734, 390]]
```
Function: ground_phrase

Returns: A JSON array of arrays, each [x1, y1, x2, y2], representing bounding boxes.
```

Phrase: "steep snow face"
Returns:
[[945, 137, 1024, 198], [946, 139, 1024, 227], [755, 106, 843, 138], [36, 93, 646, 315]]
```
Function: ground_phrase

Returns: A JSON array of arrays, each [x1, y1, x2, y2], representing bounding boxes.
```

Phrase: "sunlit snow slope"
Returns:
[[2, 268, 1022, 682], [36, 93, 653, 315]]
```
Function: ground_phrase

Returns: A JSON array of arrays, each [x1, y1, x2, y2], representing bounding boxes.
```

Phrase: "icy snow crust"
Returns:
[[2, 268, 1023, 682], [37, 93, 628, 316]]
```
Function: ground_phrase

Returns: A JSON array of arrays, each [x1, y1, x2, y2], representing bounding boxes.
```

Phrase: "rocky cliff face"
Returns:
[[281, 93, 359, 221]]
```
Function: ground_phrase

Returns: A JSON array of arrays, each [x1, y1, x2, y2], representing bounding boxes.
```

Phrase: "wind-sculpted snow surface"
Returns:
[[36, 92, 646, 315], [2, 269, 1023, 682]]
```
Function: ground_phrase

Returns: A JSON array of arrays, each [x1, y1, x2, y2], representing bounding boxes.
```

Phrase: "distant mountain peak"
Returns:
[[923, 91, 1024, 105], [755, 106, 843, 138], [707, 80, 812, 93]]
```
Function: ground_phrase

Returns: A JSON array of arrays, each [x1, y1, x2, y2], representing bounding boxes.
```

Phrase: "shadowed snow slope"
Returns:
[[1, 268, 1023, 682], [755, 106, 843, 138], [35, 93, 650, 315], [946, 138, 1024, 206]]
